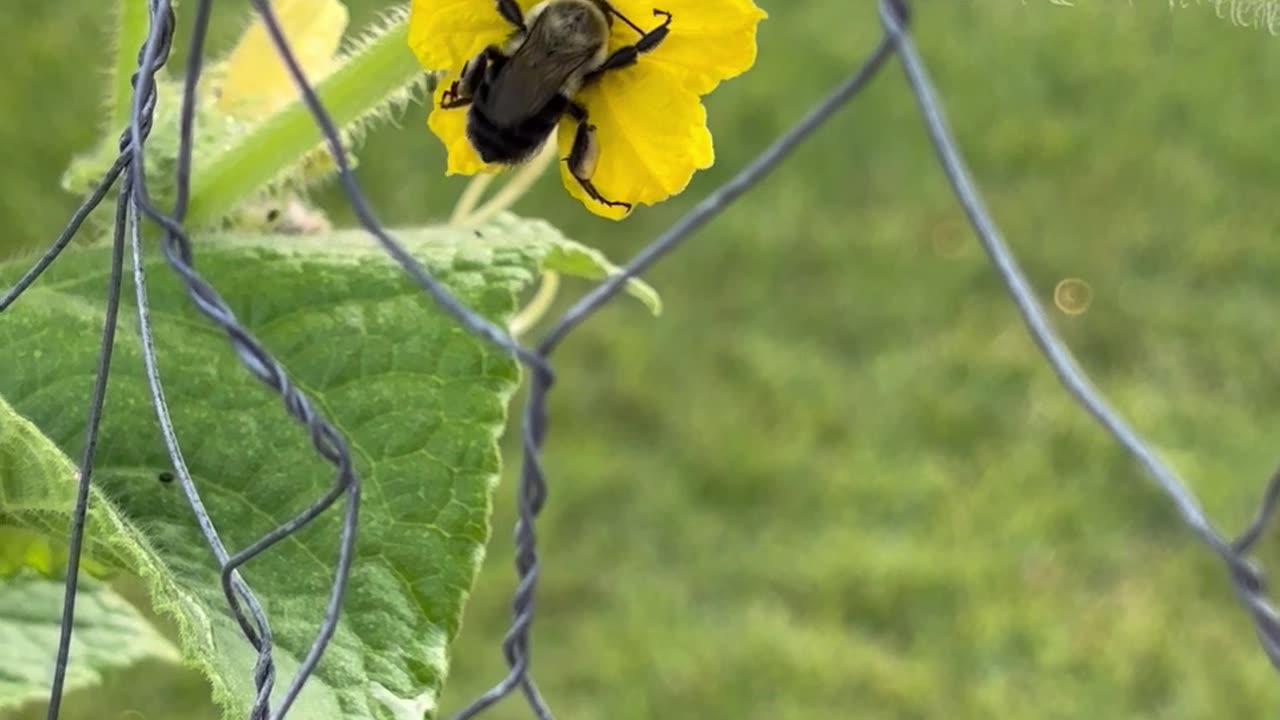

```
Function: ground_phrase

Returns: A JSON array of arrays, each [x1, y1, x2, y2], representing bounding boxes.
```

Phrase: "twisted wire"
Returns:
[[875, 0, 1280, 671], [130, 193, 280, 712], [245, 0, 545, 372], [35, 0, 178, 712], [7, 0, 1280, 719], [120, 1, 361, 716], [42, 173, 129, 720], [128, 0, 279, 706], [448, 6, 908, 719]]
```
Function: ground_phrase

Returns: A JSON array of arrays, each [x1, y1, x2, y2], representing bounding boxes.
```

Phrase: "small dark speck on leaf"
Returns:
[[474, 230, 482, 238]]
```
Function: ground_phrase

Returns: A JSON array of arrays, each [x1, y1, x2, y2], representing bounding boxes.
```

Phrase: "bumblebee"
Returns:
[[440, 0, 673, 211]]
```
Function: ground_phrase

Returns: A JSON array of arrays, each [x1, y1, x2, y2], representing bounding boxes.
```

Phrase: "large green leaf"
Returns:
[[0, 401, 128, 579], [0, 571, 179, 711], [0, 215, 657, 719]]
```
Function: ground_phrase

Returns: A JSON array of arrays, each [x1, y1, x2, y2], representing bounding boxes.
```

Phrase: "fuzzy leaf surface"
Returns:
[[0, 215, 656, 718]]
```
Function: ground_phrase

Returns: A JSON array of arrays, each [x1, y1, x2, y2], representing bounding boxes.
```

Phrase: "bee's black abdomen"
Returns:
[[466, 110, 536, 164], [467, 94, 569, 166]]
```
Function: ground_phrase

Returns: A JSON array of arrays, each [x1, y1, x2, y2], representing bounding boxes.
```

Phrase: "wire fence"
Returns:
[[5, 0, 1280, 718]]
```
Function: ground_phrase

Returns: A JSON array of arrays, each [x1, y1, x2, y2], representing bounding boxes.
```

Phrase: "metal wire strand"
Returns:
[[537, 32, 900, 354], [876, 0, 1280, 671], [128, 0, 280, 710], [108, 0, 277, 681], [106, 2, 278, 716], [145, 0, 280, 661], [449, 9, 907, 720], [18, 0, 1280, 718], [43, 176, 130, 720], [1232, 467, 1280, 555], [39, 0, 185, 713], [0, 154, 128, 312], [243, 0, 546, 372], [129, 186, 278, 713], [116, 0, 364, 717]]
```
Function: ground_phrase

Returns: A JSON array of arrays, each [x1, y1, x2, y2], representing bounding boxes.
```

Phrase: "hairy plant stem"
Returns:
[[186, 19, 420, 228], [509, 271, 560, 337], [450, 174, 496, 226], [465, 140, 558, 227], [447, 140, 562, 334], [110, 0, 151, 134]]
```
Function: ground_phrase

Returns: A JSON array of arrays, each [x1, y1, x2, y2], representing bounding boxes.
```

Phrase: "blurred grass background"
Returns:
[[6, 0, 1280, 717]]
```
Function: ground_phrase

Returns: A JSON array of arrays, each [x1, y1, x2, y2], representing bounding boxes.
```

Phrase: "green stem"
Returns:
[[509, 271, 560, 338], [450, 174, 496, 226], [110, 0, 151, 134], [187, 19, 420, 228], [463, 140, 557, 227]]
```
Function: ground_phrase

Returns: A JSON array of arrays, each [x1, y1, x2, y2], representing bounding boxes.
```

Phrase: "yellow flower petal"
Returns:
[[218, 0, 349, 119], [555, 62, 712, 220], [408, 0, 540, 71], [410, 0, 763, 219], [426, 72, 503, 176], [606, 0, 767, 95]]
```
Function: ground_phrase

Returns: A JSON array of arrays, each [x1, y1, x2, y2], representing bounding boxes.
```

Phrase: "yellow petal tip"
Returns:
[[414, 0, 766, 220]]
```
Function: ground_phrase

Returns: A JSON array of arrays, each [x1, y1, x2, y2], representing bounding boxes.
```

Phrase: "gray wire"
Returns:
[[39, 0, 183, 709], [8, 0, 1280, 718], [877, 0, 1280, 670], [450, 7, 906, 719], [537, 32, 899, 353], [124, 1, 362, 716], [0, 154, 129, 312], [129, 185, 279, 713], [43, 176, 129, 720], [244, 0, 544, 371]]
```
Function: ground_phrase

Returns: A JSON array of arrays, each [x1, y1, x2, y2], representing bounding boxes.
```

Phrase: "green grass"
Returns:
[[6, 0, 1280, 717]]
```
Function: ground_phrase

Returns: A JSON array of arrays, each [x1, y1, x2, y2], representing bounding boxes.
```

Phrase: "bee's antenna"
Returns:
[[602, 2, 654, 37]]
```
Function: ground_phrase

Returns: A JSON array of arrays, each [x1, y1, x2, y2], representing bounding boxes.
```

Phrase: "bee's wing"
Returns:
[[485, 43, 598, 126]]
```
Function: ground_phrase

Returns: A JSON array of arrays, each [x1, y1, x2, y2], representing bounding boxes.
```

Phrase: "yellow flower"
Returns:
[[407, 0, 767, 220], [217, 0, 350, 119]]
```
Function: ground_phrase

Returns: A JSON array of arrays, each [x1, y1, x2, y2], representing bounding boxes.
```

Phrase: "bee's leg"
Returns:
[[439, 82, 472, 109], [564, 101, 632, 211], [586, 9, 673, 80], [440, 46, 502, 108], [494, 0, 526, 29]]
